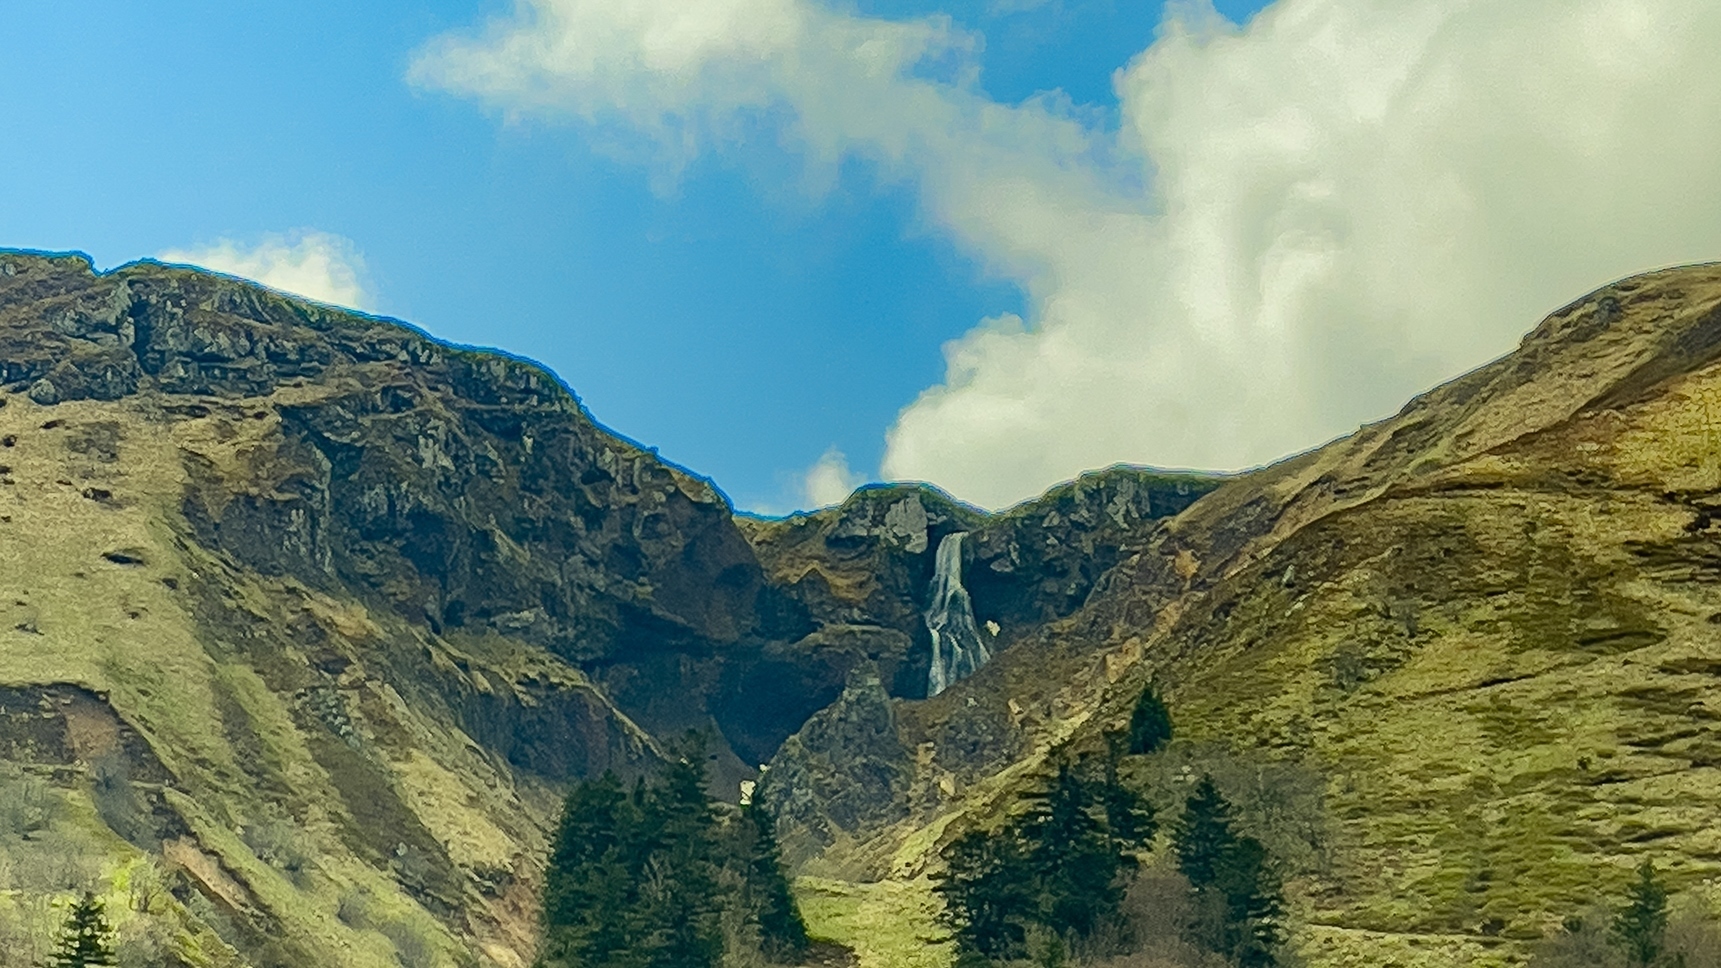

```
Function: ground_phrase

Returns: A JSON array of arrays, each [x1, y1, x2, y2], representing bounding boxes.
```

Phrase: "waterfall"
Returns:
[[925, 532, 991, 697]]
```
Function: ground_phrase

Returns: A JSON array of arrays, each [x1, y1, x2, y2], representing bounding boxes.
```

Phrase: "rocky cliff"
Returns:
[[0, 250, 1213, 968]]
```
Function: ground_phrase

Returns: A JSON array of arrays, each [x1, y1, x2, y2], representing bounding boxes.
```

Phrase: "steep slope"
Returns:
[[783, 264, 1721, 967], [0, 250, 909, 968], [0, 249, 1198, 968], [743, 471, 1220, 866]]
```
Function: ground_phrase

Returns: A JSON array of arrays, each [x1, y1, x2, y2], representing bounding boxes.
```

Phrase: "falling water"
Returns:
[[925, 532, 991, 697]]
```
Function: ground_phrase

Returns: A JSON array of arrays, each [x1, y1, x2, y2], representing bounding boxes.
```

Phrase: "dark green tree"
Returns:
[[539, 734, 756, 968], [633, 739, 725, 968], [937, 755, 1159, 960], [1098, 735, 1157, 854], [1174, 776, 1284, 968], [539, 772, 648, 968], [934, 825, 1037, 959], [45, 892, 116, 968], [1612, 859, 1670, 968], [1126, 687, 1174, 756], [740, 799, 809, 959], [1018, 761, 1128, 938]]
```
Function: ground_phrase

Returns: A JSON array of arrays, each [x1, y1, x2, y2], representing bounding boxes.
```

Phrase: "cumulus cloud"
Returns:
[[413, 0, 1721, 508], [158, 231, 372, 311], [799, 447, 865, 508]]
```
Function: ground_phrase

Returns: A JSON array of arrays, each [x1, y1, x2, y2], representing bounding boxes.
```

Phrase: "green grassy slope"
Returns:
[[794, 265, 1721, 968]]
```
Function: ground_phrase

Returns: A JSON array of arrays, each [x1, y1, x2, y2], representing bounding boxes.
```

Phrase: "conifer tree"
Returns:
[[539, 772, 648, 968], [1098, 735, 1157, 854], [1019, 761, 1126, 938], [934, 825, 1036, 959], [634, 739, 725, 968], [538, 735, 810, 968], [1174, 776, 1284, 968], [1126, 687, 1174, 756], [937, 756, 1156, 960], [1612, 859, 1670, 968], [741, 799, 809, 958], [45, 892, 116, 968]]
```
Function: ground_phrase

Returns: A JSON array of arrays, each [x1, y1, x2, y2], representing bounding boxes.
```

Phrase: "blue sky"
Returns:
[[0, 0, 1266, 512], [6, 1, 1721, 512]]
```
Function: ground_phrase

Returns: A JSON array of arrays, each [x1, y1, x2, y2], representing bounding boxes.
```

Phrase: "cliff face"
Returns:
[[0, 250, 1205, 968], [743, 471, 1221, 866], [0, 252, 864, 967]]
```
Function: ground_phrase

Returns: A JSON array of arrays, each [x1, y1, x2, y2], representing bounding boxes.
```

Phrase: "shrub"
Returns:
[[379, 916, 438, 968], [0, 767, 58, 838], [1530, 912, 1627, 968], [241, 817, 314, 887]]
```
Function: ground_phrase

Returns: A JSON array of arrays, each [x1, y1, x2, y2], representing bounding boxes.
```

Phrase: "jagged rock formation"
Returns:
[[0, 250, 1210, 968]]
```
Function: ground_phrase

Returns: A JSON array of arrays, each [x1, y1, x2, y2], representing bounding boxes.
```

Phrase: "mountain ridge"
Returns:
[[0, 248, 1210, 968], [7, 248, 1721, 968], [780, 262, 1721, 967]]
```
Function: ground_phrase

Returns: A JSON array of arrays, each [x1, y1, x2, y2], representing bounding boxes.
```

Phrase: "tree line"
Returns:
[[536, 735, 808, 968], [934, 687, 1288, 968]]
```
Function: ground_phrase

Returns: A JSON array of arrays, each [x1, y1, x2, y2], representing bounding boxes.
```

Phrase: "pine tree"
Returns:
[[1612, 859, 1670, 968], [44, 892, 116, 968], [1126, 687, 1174, 756], [934, 825, 1036, 959], [1098, 735, 1157, 854], [1174, 776, 1284, 968], [741, 799, 809, 959], [1018, 761, 1126, 938], [634, 738, 725, 968], [539, 772, 648, 968], [936, 754, 1162, 961]]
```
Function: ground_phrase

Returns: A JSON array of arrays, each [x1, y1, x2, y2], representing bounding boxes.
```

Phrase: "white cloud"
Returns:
[[799, 447, 865, 508], [412, 0, 1721, 509], [158, 231, 372, 311]]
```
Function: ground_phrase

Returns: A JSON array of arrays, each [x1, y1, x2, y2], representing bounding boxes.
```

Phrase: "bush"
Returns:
[[3, 829, 105, 894], [379, 916, 438, 968], [1531, 912, 1627, 968], [1131, 745, 1329, 878], [336, 889, 377, 930], [1666, 902, 1721, 968], [0, 767, 59, 838], [1534, 870, 1721, 968], [90, 753, 156, 847], [241, 817, 314, 887]]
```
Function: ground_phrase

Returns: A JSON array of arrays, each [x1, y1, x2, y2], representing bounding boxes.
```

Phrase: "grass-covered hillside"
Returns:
[[785, 264, 1721, 968], [11, 247, 1721, 968]]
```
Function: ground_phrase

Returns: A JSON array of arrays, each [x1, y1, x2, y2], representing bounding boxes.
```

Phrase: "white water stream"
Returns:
[[925, 532, 991, 697]]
